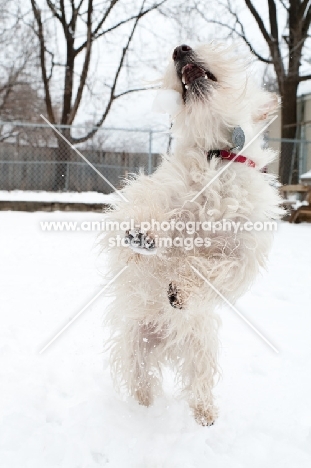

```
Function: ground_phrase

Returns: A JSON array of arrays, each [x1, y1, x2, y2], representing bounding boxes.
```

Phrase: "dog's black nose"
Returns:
[[172, 44, 192, 61]]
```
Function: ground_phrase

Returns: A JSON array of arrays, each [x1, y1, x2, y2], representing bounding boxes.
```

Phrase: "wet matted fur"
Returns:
[[100, 42, 283, 426]]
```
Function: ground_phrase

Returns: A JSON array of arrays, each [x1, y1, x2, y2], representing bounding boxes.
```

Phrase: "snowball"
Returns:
[[152, 89, 183, 116]]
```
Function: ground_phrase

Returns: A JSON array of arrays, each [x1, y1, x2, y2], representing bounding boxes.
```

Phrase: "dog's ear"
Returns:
[[253, 92, 280, 122]]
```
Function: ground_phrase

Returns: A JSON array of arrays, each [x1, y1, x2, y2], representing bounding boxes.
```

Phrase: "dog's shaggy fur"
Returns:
[[100, 43, 283, 426]]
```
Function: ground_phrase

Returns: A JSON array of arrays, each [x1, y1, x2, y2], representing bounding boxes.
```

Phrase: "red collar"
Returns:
[[207, 150, 256, 168]]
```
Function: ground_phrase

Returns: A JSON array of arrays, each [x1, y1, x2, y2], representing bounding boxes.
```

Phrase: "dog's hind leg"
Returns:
[[110, 320, 163, 407], [177, 319, 219, 426]]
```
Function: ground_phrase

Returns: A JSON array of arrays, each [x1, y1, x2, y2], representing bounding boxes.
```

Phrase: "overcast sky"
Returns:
[[31, 0, 311, 132], [101, 0, 311, 132]]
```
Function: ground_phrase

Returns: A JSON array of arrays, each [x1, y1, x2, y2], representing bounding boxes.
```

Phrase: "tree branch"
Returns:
[[114, 87, 149, 99], [302, 2, 311, 36], [74, 0, 167, 56], [46, 0, 62, 22], [196, 2, 273, 64], [0, 83, 15, 112], [299, 0, 311, 19], [0, 53, 30, 113], [68, 0, 92, 124], [228, 0, 273, 63], [30, 0, 55, 123], [278, 0, 289, 10], [298, 73, 311, 82], [245, 0, 285, 82], [59, 0, 67, 26], [244, 0, 272, 45], [89, 0, 119, 38], [69, 0, 84, 31], [74, 0, 119, 55], [71, 0, 147, 143], [268, 0, 279, 41]]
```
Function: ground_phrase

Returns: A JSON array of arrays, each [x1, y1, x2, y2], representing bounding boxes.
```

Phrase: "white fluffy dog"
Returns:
[[101, 43, 283, 426]]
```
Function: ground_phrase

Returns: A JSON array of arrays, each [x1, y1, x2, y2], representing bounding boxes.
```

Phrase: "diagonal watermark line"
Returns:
[[190, 115, 278, 203], [191, 265, 279, 354], [39, 266, 128, 354], [40, 114, 129, 203]]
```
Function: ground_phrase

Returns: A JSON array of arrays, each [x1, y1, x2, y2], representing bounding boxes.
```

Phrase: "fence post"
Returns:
[[299, 140, 303, 179], [15, 132, 19, 159], [148, 131, 153, 175], [65, 162, 69, 191], [299, 124, 307, 177]]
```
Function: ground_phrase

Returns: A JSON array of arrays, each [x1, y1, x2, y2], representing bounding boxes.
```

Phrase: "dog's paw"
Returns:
[[135, 388, 153, 407], [125, 229, 157, 255], [193, 406, 218, 427], [167, 282, 183, 309]]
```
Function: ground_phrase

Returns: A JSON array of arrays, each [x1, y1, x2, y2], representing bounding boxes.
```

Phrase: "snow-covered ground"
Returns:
[[1, 211, 311, 468], [0, 190, 116, 204]]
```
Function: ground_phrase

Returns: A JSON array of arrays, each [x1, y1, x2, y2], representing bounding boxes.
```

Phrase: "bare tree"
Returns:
[[191, 0, 311, 184], [0, 1, 36, 121], [1, 82, 47, 122], [29, 0, 167, 189], [0, 0, 45, 151]]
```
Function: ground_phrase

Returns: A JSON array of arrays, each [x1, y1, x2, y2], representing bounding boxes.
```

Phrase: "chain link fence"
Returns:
[[0, 121, 310, 193], [0, 121, 170, 193]]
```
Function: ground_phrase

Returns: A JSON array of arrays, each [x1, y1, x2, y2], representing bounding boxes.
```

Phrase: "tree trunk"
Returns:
[[279, 79, 299, 185]]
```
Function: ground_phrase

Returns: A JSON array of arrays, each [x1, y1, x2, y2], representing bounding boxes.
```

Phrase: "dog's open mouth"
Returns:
[[182, 64, 216, 86], [172, 45, 217, 100], [180, 63, 217, 98]]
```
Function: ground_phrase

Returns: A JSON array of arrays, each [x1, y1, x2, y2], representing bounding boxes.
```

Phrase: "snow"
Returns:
[[293, 200, 309, 210], [1, 211, 311, 467], [300, 171, 311, 182], [300, 171, 311, 179], [0, 190, 117, 204]]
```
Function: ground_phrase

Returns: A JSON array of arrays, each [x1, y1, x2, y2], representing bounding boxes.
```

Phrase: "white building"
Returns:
[[268, 93, 311, 179]]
